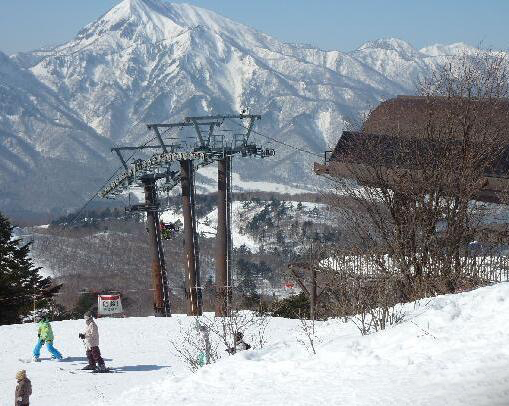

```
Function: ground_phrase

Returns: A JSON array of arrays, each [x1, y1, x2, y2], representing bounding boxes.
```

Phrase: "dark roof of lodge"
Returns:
[[329, 130, 509, 177], [314, 96, 509, 203], [361, 95, 509, 139]]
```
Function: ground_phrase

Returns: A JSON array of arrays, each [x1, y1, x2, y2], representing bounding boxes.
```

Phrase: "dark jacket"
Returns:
[[227, 339, 251, 354], [15, 377, 32, 406]]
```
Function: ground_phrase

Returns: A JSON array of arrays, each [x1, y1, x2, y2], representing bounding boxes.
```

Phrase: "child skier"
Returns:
[[226, 331, 251, 354], [78, 311, 107, 372], [33, 316, 63, 361], [15, 369, 32, 406], [197, 324, 212, 367]]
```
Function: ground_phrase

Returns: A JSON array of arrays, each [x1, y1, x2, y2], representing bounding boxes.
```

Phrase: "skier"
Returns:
[[78, 311, 107, 372], [32, 316, 63, 361], [226, 331, 251, 354], [197, 324, 212, 367], [15, 369, 32, 406]]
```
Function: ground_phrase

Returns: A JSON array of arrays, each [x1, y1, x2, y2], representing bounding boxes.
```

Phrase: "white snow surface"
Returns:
[[160, 200, 259, 251], [197, 166, 315, 195], [201, 201, 259, 251], [1, 283, 509, 405]]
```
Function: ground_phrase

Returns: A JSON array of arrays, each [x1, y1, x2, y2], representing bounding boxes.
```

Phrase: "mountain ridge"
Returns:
[[0, 0, 491, 219]]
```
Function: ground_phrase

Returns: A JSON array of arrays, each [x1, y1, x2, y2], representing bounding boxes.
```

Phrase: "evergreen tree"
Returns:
[[0, 212, 60, 325]]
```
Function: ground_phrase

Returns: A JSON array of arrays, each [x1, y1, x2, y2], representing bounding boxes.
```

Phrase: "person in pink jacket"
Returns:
[[78, 311, 107, 372]]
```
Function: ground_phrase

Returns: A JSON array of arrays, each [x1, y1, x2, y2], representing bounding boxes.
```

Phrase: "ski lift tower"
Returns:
[[100, 113, 274, 318], [184, 113, 275, 316], [100, 121, 218, 317]]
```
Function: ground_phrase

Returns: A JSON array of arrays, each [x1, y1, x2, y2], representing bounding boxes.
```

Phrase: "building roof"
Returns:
[[362, 95, 509, 140], [314, 96, 509, 203]]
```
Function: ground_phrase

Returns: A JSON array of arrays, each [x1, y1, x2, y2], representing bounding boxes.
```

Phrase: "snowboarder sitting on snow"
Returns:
[[78, 311, 107, 372], [33, 316, 63, 362], [15, 369, 32, 406], [226, 331, 251, 354]]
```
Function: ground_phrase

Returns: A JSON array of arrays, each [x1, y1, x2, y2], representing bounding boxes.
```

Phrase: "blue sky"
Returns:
[[0, 0, 508, 55]]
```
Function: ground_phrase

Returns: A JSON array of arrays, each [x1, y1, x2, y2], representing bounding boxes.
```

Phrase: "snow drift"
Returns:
[[1, 283, 509, 405]]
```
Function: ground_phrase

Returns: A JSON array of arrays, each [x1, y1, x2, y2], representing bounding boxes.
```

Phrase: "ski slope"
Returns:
[[1, 283, 509, 405]]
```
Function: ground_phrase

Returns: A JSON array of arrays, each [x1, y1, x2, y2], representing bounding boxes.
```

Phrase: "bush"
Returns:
[[270, 293, 310, 319], [67, 292, 98, 319]]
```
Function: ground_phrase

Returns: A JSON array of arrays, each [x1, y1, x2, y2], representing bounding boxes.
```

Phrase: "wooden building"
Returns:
[[314, 96, 509, 203]]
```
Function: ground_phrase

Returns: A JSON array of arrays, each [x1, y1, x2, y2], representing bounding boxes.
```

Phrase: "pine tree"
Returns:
[[0, 212, 60, 325]]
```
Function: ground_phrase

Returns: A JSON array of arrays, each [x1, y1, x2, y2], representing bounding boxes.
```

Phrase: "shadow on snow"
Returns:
[[114, 365, 170, 372]]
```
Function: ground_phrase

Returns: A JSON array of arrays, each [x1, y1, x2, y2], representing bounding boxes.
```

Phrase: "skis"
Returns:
[[59, 367, 116, 374], [18, 358, 37, 364], [19, 357, 66, 363], [23, 357, 115, 373], [92, 367, 115, 373]]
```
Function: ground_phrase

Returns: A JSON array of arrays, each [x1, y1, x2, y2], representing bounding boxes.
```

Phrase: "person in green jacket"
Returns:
[[32, 316, 63, 361]]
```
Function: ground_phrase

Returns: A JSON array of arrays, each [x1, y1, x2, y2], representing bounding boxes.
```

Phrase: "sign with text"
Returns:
[[97, 294, 123, 316]]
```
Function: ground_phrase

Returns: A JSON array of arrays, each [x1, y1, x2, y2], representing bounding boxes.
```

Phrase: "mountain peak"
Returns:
[[356, 38, 419, 58], [72, 0, 271, 50], [75, 0, 184, 44]]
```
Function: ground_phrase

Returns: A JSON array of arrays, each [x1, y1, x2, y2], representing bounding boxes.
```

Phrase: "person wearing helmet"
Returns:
[[15, 370, 32, 406], [78, 311, 107, 372], [226, 331, 251, 354], [32, 316, 63, 362]]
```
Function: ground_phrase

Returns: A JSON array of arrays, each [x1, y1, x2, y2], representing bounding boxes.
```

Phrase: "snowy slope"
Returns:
[[1, 283, 509, 405], [0, 51, 114, 215], [0, 0, 494, 216], [159, 200, 263, 252]]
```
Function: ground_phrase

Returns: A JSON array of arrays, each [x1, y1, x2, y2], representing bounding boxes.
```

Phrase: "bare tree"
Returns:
[[170, 317, 221, 372], [323, 49, 509, 311], [297, 315, 319, 354], [170, 309, 270, 372]]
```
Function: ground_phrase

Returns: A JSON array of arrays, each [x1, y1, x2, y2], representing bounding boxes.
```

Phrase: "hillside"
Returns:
[[1, 283, 508, 405], [18, 197, 332, 314]]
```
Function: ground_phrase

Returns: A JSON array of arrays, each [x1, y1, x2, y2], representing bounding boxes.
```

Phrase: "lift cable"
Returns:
[[226, 117, 323, 158], [66, 127, 175, 227]]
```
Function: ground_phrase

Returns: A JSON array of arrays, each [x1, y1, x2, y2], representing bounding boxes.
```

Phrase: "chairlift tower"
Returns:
[[100, 113, 274, 317]]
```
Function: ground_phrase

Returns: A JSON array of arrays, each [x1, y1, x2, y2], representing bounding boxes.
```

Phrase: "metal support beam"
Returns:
[[113, 145, 180, 151], [215, 155, 232, 316], [180, 160, 202, 316], [147, 122, 191, 129], [190, 119, 205, 147], [113, 149, 129, 171], [185, 114, 261, 121], [207, 123, 215, 146], [143, 177, 171, 316], [147, 122, 219, 129], [153, 127, 168, 153], [147, 121, 220, 151], [244, 117, 256, 144]]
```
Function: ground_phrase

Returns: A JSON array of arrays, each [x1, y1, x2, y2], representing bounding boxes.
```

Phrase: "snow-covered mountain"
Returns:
[[0, 0, 484, 218]]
